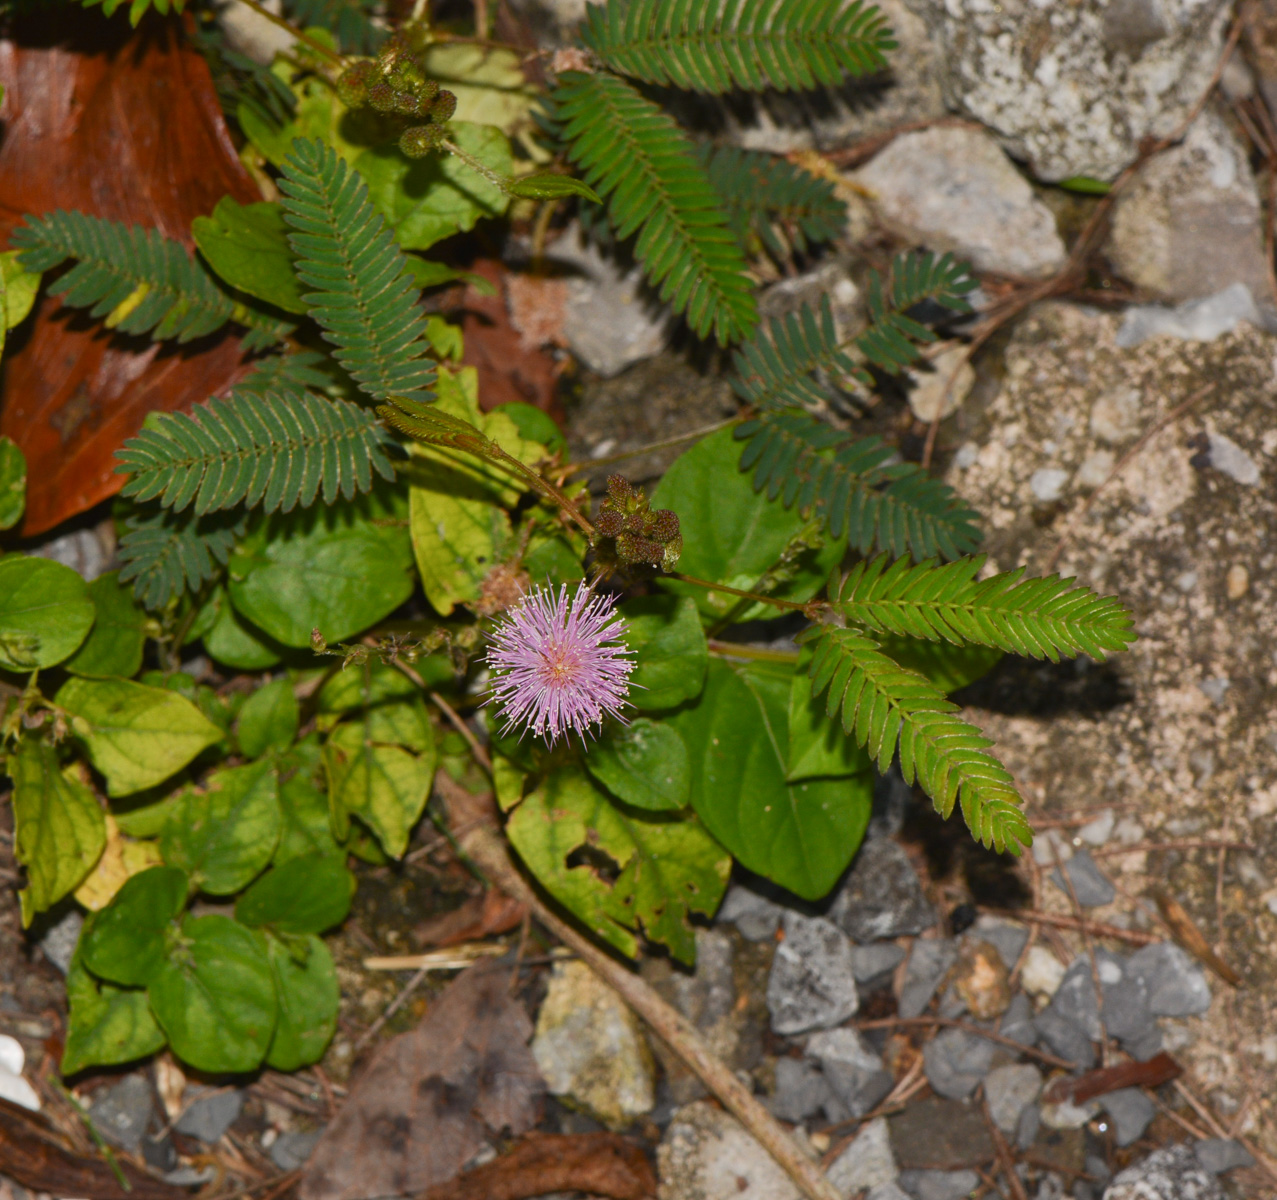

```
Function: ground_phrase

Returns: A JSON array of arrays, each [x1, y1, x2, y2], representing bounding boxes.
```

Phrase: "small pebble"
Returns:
[[1076, 809, 1114, 846], [1030, 467, 1069, 504], [1194, 1138, 1256, 1174], [1099, 1088, 1156, 1147], [1021, 946, 1066, 1000], [1225, 564, 1249, 600], [1039, 1096, 1099, 1130]]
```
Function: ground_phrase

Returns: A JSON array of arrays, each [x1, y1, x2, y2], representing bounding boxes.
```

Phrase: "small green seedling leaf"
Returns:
[[237, 677, 300, 758], [0, 556, 96, 671], [81, 865, 189, 987], [192, 197, 308, 313], [585, 719, 690, 812], [235, 854, 354, 934], [503, 172, 601, 203], [263, 932, 340, 1071], [65, 571, 148, 679], [1058, 175, 1111, 195], [62, 948, 166, 1075]]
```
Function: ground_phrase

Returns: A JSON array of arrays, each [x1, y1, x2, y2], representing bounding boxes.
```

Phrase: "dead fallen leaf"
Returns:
[[420, 1131, 656, 1200], [0, 1097, 180, 1200], [1150, 888, 1242, 987], [0, 10, 261, 535], [1042, 1051, 1182, 1106], [298, 961, 543, 1200], [414, 889, 527, 948]]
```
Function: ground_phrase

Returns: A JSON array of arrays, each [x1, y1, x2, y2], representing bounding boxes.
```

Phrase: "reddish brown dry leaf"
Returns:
[[0, 1096, 180, 1200], [414, 889, 527, 948], [0, 10, 261, 535], [1150, 888, 1243, 986], [420, 1132, 656, 1200], [299, 961, 544, 1200], [1042, 1051, 1182, 1106]]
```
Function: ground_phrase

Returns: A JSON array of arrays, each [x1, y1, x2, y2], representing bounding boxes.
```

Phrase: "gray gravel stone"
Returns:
[[826, 1117, 898, 1196], [766, 912, 858, 1036], [1050, 849, 1115, 908], [1016, 1103, 1040, 1152], [1126, 943, 1212, 1017], [967, 917, 1028, 973], [1100, 959, 1153, 1044], [922, 1028, 994, 1100], [1099, 1088, 1156, 1148], [1116, 284, 1267, 349], [658, 1101, 803, 1200], [175, 1087, 244, 1144], [1103, 1143, 1224, 1200], [806, 1027, 893, 1118], [1033, 1010, 1097, 1071], [88, 1075, 155, 1154], [984, 1063, 1042, 1133], [868, 1184, 913, 1200], [829, 838, 935, 943], [718, 884, 784, 943], [31, 526, 110, 581], [898, 939, 957, 1020], [1205, 431, 1262, 487], [852, 943, 907, 986], [768, 1057, 832, 1124], [898, 1167, 981, 1200], [37, 909, 83, 976], [1193, 1139, 1255, 1174], [1123, 1025, 1166, 1062], [269, 1129, 323, 1172], [1000, 993, 1038, 1047]]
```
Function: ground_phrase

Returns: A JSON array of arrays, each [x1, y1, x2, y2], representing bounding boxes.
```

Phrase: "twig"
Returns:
[[352, 962, 433, 1054], [979, 907, 1159, 945], [851, 1016, 1073, 1070], [980, 1092, 1029, 1200], [433, 773, 842, 1200], [1089, 839, 1248, 858], [430, 690, 493, 774], [363, 944, 509, 970], [1043, 384, 1213, 572]]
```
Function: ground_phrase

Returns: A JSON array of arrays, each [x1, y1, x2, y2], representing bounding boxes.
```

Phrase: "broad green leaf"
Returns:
[[356, 122, 512, 252], [0, 556, 95, 670], [192, 197, 307, 313], [160, 760, 282, 894], [420, 44, 544, 149], [424, 314, 465, 361], [237, 677, 300, 758], [523, 530, 586, 588], [81, 865, 189, 986], [62, 949, 166, 1075], [403, 255, 493, 292], [228, 491, 415, 647], [0, 249, 40, 329], [505, 172, 600, 203], [500, 403, 567, 455], [196, 587, 284, 670], [237, 853, 353, 934], [58, 677, 223, 797], [650, 427, 842, 623], [112, 793, 181, 838], [10, 743, 106, 925], [507, 767, 729, 963], [65, 571, 148, 678], [877, 635, 1003, 695], [325, 721, 435, 858], [787, 658, 878, 783], [276, 740, 341, 862], [318, 658, 429, 712], [585, 719, 689, 812], [360, 698, 434, 754], [0, 436, 26, 531], [622, 596, 708, 710], [264, 932, 339, 1071], [668, 658, 872, 900], [150, 914, 276, 1073], [492, 752, 527, 811]]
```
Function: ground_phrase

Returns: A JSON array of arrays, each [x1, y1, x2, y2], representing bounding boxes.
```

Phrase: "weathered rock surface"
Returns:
[[657, 1101, 801, 1200], [853, 127, 1066, 278], [767, 912, 859, 1035], [827, 1118, 899, 1197], [906, 0, 1232, 181], [1103, 1143, 1224, 1199], [830, 838, 935, 943], [984, 1063, 1042, 1133]]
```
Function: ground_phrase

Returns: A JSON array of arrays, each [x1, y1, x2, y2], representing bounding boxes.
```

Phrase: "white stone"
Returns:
[[907, 345, 975, 423], [1020, 946, 1066, 1000], [658, 1101, 802, 1200], [0, 1065, 40, 1113], [984, 1063, 1042, 1133], [1075, 450, 1115, 491], [1030, 468, 1069, 504], [1207, 431, 1262, 486], [1039, 1096, 1099, 1130], [853, 127, 1066, 278], [827, 1117, 898, 1197], [1116, 284, 1266, 348], [1077, 809, 1115, 846]]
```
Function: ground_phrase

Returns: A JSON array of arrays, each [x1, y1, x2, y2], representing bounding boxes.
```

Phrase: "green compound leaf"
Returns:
[[79, 0, 186, 25], [0, 436, 27, 531], [227, 494, 416, 648], [668, 657, 873, 900], [160, 761, 282, 895], [263, 932, 340, 1071], [116, 506, 244, 612], [878, 636, 1002, 696], [65, 572, 148, 679], [10, 742, 106, 926], [508, 766, 729, 963], [278, 137, 437, 403], [786, 656, 878, 782], [578, 0, 893, 94], [149, 914, 277, 1074], [621, 596, 708, 711], [237, 678, 300, 758], [81, 865, 190, 987], [192, 197, 307, 314], [116, 387, 397, 517], [324, 720, 436, 858], [62, 948, 166, 1075], [0, 556, 95, 671], [585, 719, 690, 812], [554, 72, 756, 346], [650, 426, 841, 623], [58, 677, 223, 798], [236, 854, 354, 935]]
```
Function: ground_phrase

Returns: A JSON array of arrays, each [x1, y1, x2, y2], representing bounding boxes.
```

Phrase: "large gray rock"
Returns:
[[830, 839, 935, 943], [767, 912, 859, 1036], [1125, 943, 1212, 1017], [1108, 110, 1271, 312], [853, 126, 1066, 279], [1103, 1143, 1224, 1200], [175, 1087, 244, 1144], [921, 1028, 994, 1100], [1193, 1138, 1255, 1174], [769, 1056, 834, 1124], [906, 0, 1232, 181], [88, 1075, 155, 1154], [717, 884, 784, 943], [984, 1063, 1042, 1133], [1049, 848, 1116, 908], [658, 1101, 802, 1200]]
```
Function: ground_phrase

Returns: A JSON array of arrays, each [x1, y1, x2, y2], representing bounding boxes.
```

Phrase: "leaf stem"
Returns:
[[670, 572, 817, 614], [562, 417, 745, 476], [231, 0, 344, 66], [707, 640, 800, 663]]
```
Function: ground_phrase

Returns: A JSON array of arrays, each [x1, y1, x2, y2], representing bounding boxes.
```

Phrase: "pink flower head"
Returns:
[[485, 581, 635, 745]]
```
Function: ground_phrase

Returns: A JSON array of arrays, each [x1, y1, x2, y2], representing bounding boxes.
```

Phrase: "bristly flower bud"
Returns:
[[591, 474, 682, 573], [399, 124, 445, 158], [430, 90, 457, 123], [336, 60, 375, 108]]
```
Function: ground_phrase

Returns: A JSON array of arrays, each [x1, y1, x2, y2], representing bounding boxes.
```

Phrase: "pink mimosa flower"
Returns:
[[485, 581, 635, 745]]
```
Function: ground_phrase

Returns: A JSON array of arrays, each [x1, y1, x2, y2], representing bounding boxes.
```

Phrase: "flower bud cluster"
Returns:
[[592, 475, 682, 572], [336, 31, 457, 159]]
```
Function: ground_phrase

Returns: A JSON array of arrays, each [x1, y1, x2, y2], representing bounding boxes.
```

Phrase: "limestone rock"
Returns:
[[658, 1101, 801, 1200], [532, 959, 654, 1128], [766, 912, 858, 1036], [854, 127, 1066, 279], [826, 1117, 899, 1196], [906, 0, 1232, 181], [1103, 1143, 1224, 1200]]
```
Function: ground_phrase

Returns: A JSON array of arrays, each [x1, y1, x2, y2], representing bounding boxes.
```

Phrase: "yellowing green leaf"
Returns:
[[420, 44, 543, 150], [58, 677, 223, 797], [0, 249, 41, 330], [74, 814, 163, 911], [10, 743, 106, 925]]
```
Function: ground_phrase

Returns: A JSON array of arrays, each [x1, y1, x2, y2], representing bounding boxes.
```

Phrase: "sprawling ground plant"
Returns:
[[0, 0, 1135, 1080]]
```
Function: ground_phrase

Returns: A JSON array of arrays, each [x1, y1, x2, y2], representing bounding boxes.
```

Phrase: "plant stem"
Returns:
[[562, 417, 745, 476], [487, 443, 596, 535], [707, 639, 799, 663], [671, 572, 816, 614], [232, 0, 344, 66]]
